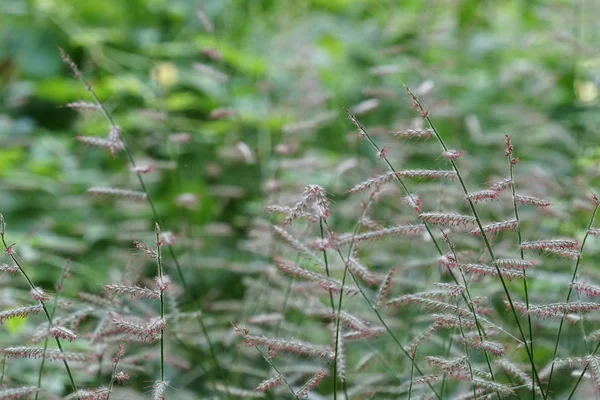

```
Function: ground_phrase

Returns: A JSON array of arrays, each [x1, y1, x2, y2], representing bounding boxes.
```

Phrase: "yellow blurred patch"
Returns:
[[575, 80, 598, 102], [151, 62, 179, 88]]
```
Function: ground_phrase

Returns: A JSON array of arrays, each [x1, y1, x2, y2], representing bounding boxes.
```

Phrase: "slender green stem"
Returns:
[[36, 262, 70, 400], [408, 347, 416, 400], [404, 89, 546, 397], [322, 220, 442, 400], [58, 50, 228, 396], [155, 225, 166, 383], [105, 342, 125, 400], [254, 346, 299, 400], [0, 218, 77, 394], [507, 142, 536, 399], [546, 202, 599, 392], [567, 341, 600, 400]]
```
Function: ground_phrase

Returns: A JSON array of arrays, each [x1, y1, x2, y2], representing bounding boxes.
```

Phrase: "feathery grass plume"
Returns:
[[348, 172, 396, 194], [404, 193, 422, 212], [458, 263, 524, 280], [514, 194, 551, 208], [541, 248, 581, 259], [391, 128, 432, 139], [49, 326, 77, 342], [265, 205, 315, 220], [248, 313, 284, 325], [275, 258, 358, 296], [78, 292, 119, 308], [335, 224, 424, 246], [331, 310, 368, 332], [2, 347, 88, 362], [87, 187, 147, 202], [296, 369, 327, 399], [332, 326, 346, 381], [75, 135, 124, 155], [0, 305, 43, 324], [419, 212, 476, 227], [468, 219, 517, 235], [496, 359, 543, 395], [408, 324, 437, 355], [284, 185, 330, 225], [493, 258, 536, 270], [375, 268, 395, 308], [63, 101, 99, 111], [471, 379, 515, 397], [347, 258, 378, 285], [395, 169, 457, 180], [104, 284, 160, 300], [343, 327, 385, 341], [457, 338, 505, 356], [0, 263, 19, 273], [589, 228, 600, 236], [255, 375, 282, 392], [29, 287, 49, 302], [571, 282, 600, 297], [236, 329, 334, 360], [433, 314, 475, 329], [520, 239, 578, 251], [386, 297, 471, 317], [112, 317, 160, 343], [441, 149, 461, 161], [272, 225, 323, 265], [465, 190, 498, 203], [0, 386, 39, 399], [487, 177, 512, 193], [509, 300, 600, 318], [152, 380, 169, 400], [213, 384, 264, 398]]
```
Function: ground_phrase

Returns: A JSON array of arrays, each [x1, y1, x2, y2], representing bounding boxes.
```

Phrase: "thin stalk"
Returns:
[[568, 341, 600, 400], [348, 112, 505, 390], [35, 262, 70, 400], [58, 49, 227, 395], [456, 300, 478, 400], [439, 334, 454, 398], [322, 220, 442, 400], [155, 225, 166, 383], [408, 348, 416, 400], [320, 219, 342, 400], [105, 343, 125, 400], [546, 201, 599, 391], [404, 89, 545, 397], [254, 347, 299, 400], [0, 216, 77, 393], [507, 141, 536, 399]]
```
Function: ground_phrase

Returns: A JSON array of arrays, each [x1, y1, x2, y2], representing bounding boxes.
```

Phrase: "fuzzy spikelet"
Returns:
[[375, 268, 395, 308], [0, 263, 19, 273], [296, 369, 327, 398], [152, 380, 169, 400], [30, 287, 49, 302], [514, 194, 551, 208], [272, 225, 323, 265], [509, 300, 600, 318], [275, 258, 358, 296], [333, 326, 346, 381], [419, 212, 476, 227], [589, 228, 600, 236], [105, 284, 160, 300], [349, 172, 396, 194], [497, 359, 542, 395], [65, 387, 110, 400], [571, 282, 600, 297], [0, 305, 43, 324], [493, 259, 535, 270], [433, 314, 475, 329], [335, 224, 425, 246], [395, 169, 457, 180], [458, 337, 506, 356], [347, 258, 378, 285], [63, 101, 99, 111], [520, 239, 578, 251], [442, 149, 461, 160], [76, 136, 124, 155], [49, 326, 77, 342], [465, 190, 498, 203], [392, 129, 432, 139], [2, 346, 88, 362], [488, 177, 512, 193], [284, 185, 330, 225], [541, 248, 581, 259], [459, 263, 524, 280], [468, 219, 517, 235], [0, 386, 39, 399], [213, 384, 263, 398], [404, 194, 422, 212], [87, 187, 147, 202], [255, 375, 282, 392]]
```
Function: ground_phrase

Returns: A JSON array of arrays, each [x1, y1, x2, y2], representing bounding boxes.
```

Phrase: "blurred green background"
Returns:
[[1, 0, 600, 397]]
